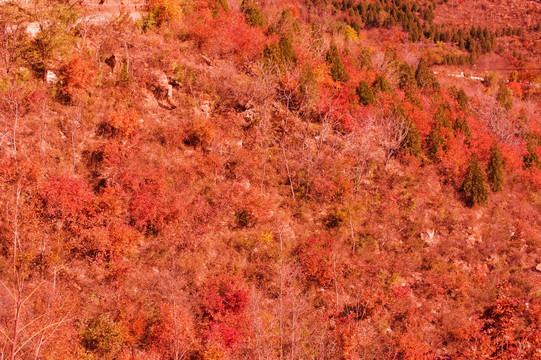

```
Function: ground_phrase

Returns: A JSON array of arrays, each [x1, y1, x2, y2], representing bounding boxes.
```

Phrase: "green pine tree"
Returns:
[[487, 142, 504, 192], [403, 118, 422, 157], [415, 58, 439, 90], [359, 48, 373, 69], [496, 83, 513, 110], [426, 123, 446, 160], [261, 35, 296, 72], [241, 0, 266, 28], [211, 0, 229, 15], [278, 35, 296, 65], [398, 63, 417, 93], [261, 42, 282, 68], [372, 74, 392, 93], [463, 153, 488, 206], [356, 80, 376, 106], [434, 102, 452, 129], [456, 88, 468, 109], [523, 140, 540, 169], [326, 42, 349, 82], [454, 116, 471, 140]]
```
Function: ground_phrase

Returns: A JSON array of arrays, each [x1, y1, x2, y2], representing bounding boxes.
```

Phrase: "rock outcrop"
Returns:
[[146, 70, 176, 110]]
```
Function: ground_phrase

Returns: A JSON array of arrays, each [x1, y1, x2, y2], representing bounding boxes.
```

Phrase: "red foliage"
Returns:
[[208, 322, 242, 348], [451, 284, 541, 359], [102, 109, 142, 139], [462, 284, 541, 359], [128, 177, 166, 232], [40, 175, 94, 223], [200, 276, 249, 320], [298, 235, 336, 287], [405, 102, 432, 137], [108, 224, 140, 255], [144, 302, 196, 358], [507, 81, 524, 98], [317, 84, 363, 132], [24, 90, 46, 106], [398, 333, 436, 360], [309, 174, 339, 203], [59, 57, 96, 102], [392, 283, 411, 299], [333, 316, 358, 360], [199, 275, 249, 348], [186, 9, 266, 64]]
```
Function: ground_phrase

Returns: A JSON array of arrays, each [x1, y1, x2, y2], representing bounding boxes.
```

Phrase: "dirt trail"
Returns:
[[81, 0, 147, 12]]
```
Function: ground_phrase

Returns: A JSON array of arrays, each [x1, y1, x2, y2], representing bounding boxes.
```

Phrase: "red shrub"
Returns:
[[298, 235, 336, 287], [40, 175, 94, 223], [199, 275, 249, 348], [128, 178, 165, 232], [208, 322, 242, 348], [102, 109, 142, 139], [58, 57, 96, 102], [200, 276, 249, 320], [187, 9, 266, 64]]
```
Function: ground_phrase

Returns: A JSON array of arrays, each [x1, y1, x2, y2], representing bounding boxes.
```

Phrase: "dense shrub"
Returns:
[[81, 314, 123, 358], [0, 2, 539, 359], [146, 0, 183, 27], [298, 236, 335, 287]]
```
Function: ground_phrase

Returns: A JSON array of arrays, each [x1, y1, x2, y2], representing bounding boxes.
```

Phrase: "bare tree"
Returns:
[[1, 277, 72, 360], [373, 113, 409, 164], [473, 98, 522, 145], [0, 89, 22, 163], [0, 3, 29, 75]]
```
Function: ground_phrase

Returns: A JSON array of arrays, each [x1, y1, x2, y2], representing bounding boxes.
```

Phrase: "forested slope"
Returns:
[[0, 0, 540, 359]]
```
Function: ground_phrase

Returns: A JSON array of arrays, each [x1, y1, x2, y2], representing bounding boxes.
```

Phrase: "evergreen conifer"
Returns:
[[356, 80, 376, 106], [487, 142, 504, 192], [496, 83, 513, 110], [241, 0, 266, 28], [524, 141, 540, 169], [403, 118, 422, 157], [415, 58, 438, 90], [373, 74, 392, 93], [426, 124, 446, 160], [326, 42, 349, 82], [463, 153, 488, 206]]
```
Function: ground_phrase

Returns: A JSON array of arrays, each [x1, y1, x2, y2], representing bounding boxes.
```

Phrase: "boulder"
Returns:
[[26, 22, 40, 38], [146, 70, 176, 110], [46, 70, 57, 84], [104, 54, 117, 70]]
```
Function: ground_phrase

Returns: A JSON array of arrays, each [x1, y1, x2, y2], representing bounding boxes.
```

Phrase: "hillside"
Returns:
[[0, 0, 540, 359]]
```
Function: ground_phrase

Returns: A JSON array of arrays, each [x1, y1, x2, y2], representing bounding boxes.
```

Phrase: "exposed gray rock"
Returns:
[[46, 70, 57, 84], [146, 70, 176, 110]]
